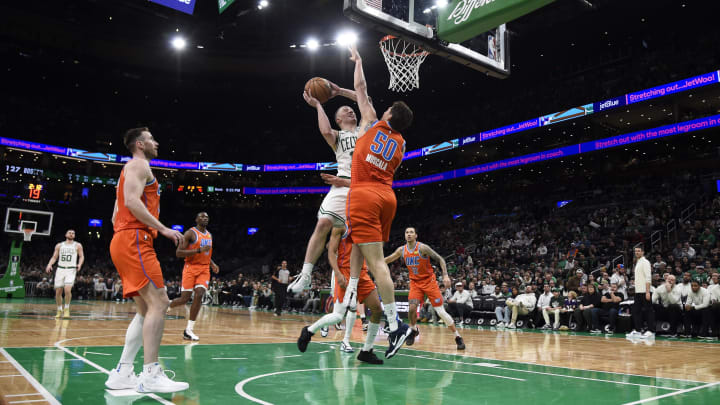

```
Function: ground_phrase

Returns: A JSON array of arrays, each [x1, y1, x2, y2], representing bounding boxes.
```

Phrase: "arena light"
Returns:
[[336, 31, 358, 47], [257, 0, 268, 10], [435, 0, 448, 7], [171, 36, 187, 51], [306, 38, 320, 51]]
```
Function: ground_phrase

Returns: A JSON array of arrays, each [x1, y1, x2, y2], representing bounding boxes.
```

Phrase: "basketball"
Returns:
[[304, 77, 332, 104]]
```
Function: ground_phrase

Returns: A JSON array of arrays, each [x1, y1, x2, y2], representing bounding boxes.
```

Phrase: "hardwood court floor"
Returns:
[[0, 299, 719, 404]]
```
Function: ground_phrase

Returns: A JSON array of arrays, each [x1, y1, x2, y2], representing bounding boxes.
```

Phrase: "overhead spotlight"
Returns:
[[258, 0, 268, 9], [306, 39, 319, 51], [336, 31, 357, 47], [171, 36, 186, 50], [435, 0, 449, 7]]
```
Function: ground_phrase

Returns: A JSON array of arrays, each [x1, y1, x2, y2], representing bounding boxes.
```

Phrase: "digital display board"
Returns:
[[149, 0, 197, 15], [172, 225, 184, 232], [88, 219, 103, 227], [557, 200, 573, 208], [247, 227, 258, 235]]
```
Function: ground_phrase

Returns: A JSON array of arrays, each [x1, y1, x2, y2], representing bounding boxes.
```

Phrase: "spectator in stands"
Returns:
[[559, 290, 579, 329], [683, 242, 696, 259], [673, 243, 684, 259], [37, 278, 51, 297], [699, 228, 716, 248], [652, 274, 682, 336], [93, 277, 106, 300], [535, 284, 553, 329], [709, 274, 720, 340], [597, 282, 624, 334], [576, 283, 602, 332], [467, 281, 478, 299], [628, 246, 655, 338], [112, 278, 123, 301], [611, 264, 628, 296], [506, 285, 537, 329], [496, 286, 519, 327], [566, 269, 584, 293], [481, 278, 495, 295], [448, 282, 473, 323], [491, 286, 503, 298], [682, 280, 711, 338], [678, 272, 693, 300], [302, 283, 321, 313]]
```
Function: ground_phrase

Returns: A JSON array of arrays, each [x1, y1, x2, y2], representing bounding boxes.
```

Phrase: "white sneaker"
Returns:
[[105, 364, 138, 390], [496, 322, 505, 328], [288, 270, 311, 293], [136, 363, 189, 394], [506, 323, 516, 329], [340, 341, 355, 353], [320, 326, 329, 338], [183, 329, 199, 341], [640, 331, 655, 339], [626, 330, 641, 338]]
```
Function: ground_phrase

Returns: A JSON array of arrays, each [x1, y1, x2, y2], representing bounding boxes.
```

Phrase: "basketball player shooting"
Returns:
[[169, 212, 220, 341], [45, 229, 84, 319], [342, 44, 415, 359], [385, 227, 465, 350], [287, 80, 361, 294]]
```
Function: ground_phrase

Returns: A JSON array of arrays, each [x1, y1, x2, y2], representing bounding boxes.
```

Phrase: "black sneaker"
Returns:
[[455, 336, 466, 350], [406, 327, 419, 346], [357, 349, 383, 365], [385, 323, 412, 359], [297, 326, 313, 353]]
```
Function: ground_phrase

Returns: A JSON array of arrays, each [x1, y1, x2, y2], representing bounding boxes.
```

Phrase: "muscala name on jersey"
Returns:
[[339, 135, 357, 153], [365, 154, 388, 170]]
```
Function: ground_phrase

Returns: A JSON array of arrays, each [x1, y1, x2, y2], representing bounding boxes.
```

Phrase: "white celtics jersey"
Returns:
[[58, 241, 79, 268], [335, 127, 359, 178]]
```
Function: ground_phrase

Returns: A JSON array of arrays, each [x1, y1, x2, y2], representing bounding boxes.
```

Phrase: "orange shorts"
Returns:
[[110, 229, 165, 298], [334, 271, 376, 305], [408, 279, 443, 307], [346, 186, 397, 244], [182, 264, 210, 291]]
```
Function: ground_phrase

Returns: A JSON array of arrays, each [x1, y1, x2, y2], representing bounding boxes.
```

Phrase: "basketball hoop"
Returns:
[[22, 229, 33, 242], [379, 35, 429, 92]]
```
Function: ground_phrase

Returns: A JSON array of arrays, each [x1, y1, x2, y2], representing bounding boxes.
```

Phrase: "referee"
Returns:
[[628, 246, 655, 338]]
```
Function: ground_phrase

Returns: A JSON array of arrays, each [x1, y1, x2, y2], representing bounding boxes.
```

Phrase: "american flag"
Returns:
[[365, 0, 382, 10]]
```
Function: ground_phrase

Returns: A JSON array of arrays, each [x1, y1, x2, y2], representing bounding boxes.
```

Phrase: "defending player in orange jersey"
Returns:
[[297, 227, 386, 364], [386, 227, 465, 350], [169, 212, 220, 341], [106, 127, 189, 393], [342, 44, 415, 359]]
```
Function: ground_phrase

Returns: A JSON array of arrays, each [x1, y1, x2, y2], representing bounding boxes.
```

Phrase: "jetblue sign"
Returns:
[[594, 96, 625, 112], [149, 0, 197, 15]]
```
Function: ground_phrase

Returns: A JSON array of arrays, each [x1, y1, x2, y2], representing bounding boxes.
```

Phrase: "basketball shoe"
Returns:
[[385, 323, 412, 359], [183, 329, 199, 341], [340, 341, 354, 353], [136, 363, 189, 393], [357, 349, 383, 365], [105, 364, 138, 390], [297, 326, 313, 352]]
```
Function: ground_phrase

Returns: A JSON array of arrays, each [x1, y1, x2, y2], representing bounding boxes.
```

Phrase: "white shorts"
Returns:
[[318, 185, 349, 227], [54, 268, 77, 289]]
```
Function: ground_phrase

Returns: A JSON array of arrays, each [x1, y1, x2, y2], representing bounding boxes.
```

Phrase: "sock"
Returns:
[[58, 306, 62, 311], [347, 277, 359, 291], [384, 303, 398, 332], [143, 362, 159, 374], [301, 262, 314, 275], [342, 278, 359, 305], [119, 314, 144, 365], [187, 320, 195, 331], [454, 330, 461, 337], [363, 323, 380, 351], [344, 310, 357, 343], [308, 312, 343, 334], [64, 304, 70, 309]]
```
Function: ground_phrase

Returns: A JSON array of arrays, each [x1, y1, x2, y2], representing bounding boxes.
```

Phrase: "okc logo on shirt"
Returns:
[[200, 239, 212, 247], [405, 256, 419, 266]]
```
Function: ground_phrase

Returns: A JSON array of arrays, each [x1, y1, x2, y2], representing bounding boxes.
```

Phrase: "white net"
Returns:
[[379, 35, 429, 92]]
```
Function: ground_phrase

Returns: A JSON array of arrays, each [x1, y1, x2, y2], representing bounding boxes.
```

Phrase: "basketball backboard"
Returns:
[[344, 0, 510, 78], [4, 208, 54, 240]]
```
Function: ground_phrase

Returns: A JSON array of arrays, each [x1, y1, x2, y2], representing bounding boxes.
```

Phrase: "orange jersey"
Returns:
[[185, 227, 212, 266], [403, 242, 435, 283], [114, 166, 160, 238], [351, 120, 405, 187]]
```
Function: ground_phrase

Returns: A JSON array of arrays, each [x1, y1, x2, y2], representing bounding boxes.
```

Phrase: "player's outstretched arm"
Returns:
[[328, 80, 357, 102], [175, 230, 199, 258], [210, 259, 220, 274], [421, 244, 450, 288], [45, 243, 60, 273], [349, 44, 377, 132], [384, 246, 404, 264], [123, 159, 183, 247], [303, 91, 338, 149], [76, 243, 84, 272]]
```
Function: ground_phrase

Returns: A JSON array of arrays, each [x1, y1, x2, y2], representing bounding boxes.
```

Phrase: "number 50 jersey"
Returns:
[[350, 120, 405, 188]]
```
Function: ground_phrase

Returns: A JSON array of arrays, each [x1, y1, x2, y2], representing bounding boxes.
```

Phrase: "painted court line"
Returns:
[[8, 400, 48, 404], [211, 357, 247, 360], [77, 371, 105, 374], [4, 394, 42, 398], [157, 357, 177, 359], [235, 367, 525, 405], [399, 353, 681, 391], [0, 374, 23, 378], [84, 352, 111, 356], [0, 348, 61, 405], [275, 355, 302, 358], [621, 381, 720, 404]]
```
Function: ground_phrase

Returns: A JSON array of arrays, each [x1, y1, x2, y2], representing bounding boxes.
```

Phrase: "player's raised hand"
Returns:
[[328, 80, 341, 98], [349, 44, 361, 63], [302, 90, 319, 108], [161, 227, 184, 247]]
